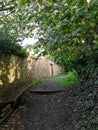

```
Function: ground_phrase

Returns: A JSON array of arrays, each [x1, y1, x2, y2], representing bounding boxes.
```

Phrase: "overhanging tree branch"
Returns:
[[0, 6, 15, 12]]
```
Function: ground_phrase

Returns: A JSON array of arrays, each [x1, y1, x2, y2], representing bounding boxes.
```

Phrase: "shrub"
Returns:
[[0, 31, 28, 58], [54, 71, 79, 87]]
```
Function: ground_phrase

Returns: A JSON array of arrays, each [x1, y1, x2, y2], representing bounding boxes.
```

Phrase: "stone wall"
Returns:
[[33, 58, 50, 79], [0, 56, 64, 87], [33, 58, 64, 79], [0, 55, 35, 87]]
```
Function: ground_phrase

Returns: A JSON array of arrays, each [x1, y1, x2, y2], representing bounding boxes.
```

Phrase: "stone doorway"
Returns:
[[50, 63, 53, 76]]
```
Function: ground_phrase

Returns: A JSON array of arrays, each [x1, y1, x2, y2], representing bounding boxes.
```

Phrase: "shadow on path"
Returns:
[[0, 79, 81, 130]]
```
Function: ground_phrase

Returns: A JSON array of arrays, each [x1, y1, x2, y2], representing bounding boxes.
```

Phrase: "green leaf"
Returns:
[[19, 0, 27, 7], [28, 15, 33, 21], [90, 0, 98, 6], [72, 27, 81, 37]]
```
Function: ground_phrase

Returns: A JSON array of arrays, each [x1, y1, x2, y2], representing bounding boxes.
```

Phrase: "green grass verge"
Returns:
[[53, 71, 79, 87], [31, 71, 79, 87]]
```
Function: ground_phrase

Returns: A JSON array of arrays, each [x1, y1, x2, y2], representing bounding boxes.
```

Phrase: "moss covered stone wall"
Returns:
[[0, 55, 35, 87]]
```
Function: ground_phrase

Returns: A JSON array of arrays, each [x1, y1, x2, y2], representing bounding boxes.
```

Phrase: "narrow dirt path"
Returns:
[[0, 79, 81, 130]]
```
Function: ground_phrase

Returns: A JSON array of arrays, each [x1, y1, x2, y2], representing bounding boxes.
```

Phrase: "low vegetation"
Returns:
[[31, 71, 79, 87], [53, 71, 79, 87], [0, 0, 98, 129]]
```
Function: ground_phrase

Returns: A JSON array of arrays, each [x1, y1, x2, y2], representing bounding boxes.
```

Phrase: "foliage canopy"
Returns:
[[0, 0, 98, 73], [31, 0, 98, 74]]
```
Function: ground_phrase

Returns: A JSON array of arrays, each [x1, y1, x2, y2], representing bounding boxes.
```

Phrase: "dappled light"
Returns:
[[87, 0, 91, 3], [0, 56, 35, 88], [0, 0, 98, 129], [0, 56, 63, 88]]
